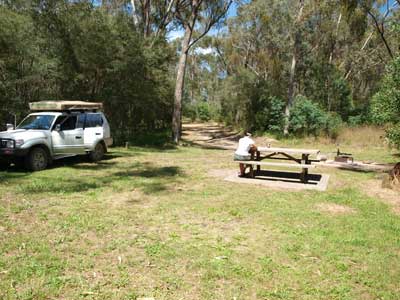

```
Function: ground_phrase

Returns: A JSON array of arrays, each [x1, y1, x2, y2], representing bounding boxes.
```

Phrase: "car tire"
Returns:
[[25, 147, 49, 171], [89, 142, 105, 162]]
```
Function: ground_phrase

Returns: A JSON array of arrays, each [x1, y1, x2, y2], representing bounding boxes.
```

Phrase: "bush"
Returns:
[[325, 113, 343, 139], [371, 56, 400, 148], [183, 103, 197, 122], [254, 96, 285, 133], [348, 115, 364, 127], [197, 102, 212, 121], [289, 96, 327, 136], [183, 101, 219, 122], [386, 124, 400, 149]]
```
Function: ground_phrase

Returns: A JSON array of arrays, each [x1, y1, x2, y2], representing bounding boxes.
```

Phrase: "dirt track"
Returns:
[[182, 122, 276, 150], [181, 122, 241, 150]]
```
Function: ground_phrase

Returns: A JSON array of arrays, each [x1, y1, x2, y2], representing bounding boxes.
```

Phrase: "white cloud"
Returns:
[[167, 29, 184, 41], [195, 47, 215, 55]]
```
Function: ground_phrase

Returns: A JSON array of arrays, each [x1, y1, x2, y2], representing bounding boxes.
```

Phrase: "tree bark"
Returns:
[[171, 0, 232, 143], [283, 0, 304, 135], [130, 0, 140, 26], [144, 0, 151, 37], [172, 25, 192, 143], [329, 12, 342, 64]]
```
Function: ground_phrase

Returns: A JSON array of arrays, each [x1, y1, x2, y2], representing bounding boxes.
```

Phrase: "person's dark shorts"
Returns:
[[234, 154, 251, 161]]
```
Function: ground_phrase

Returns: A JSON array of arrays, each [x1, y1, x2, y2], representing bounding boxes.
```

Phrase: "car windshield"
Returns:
[[17, 115, 55, 130]]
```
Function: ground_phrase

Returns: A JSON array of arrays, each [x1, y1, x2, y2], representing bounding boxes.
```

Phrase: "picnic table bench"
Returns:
[[237, 147, 320, 183]]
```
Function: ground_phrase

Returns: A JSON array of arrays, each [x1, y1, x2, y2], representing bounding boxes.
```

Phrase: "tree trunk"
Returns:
[[283, 0, 305, 135], [172, 25, 192, 143], [144, 0, 151, 37], [130, 0, 140, 26]]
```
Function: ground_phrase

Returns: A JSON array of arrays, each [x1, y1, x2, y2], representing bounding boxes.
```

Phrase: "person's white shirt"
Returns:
[[235, 136, 255, 156]]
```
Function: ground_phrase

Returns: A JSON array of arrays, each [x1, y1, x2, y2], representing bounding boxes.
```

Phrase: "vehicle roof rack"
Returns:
[[29, 101, 103, 112]]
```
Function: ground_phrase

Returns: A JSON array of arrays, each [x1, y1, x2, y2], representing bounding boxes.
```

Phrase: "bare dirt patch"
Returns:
[[208, 169, 236, 179], [182, 122, 276, 150], [364, 179, 400, 215], [315, 203, 356, 215]]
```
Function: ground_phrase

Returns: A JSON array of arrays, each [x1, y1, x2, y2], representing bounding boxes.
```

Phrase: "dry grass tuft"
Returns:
[[336, 126, 386, 148], [315, 203, 356, 215], [366, 179, 400, 215]]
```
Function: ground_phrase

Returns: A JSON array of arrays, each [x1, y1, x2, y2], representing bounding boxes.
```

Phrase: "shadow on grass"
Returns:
[[113, 164, 181, 178], [12, 162, 182, 195], [180, 138, 236, 150], [0, 150, 137, 175], [0, 170, 30, 183]]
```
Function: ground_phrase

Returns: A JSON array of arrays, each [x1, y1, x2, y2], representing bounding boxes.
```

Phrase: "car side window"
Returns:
[[53, 115, 77, 131], [85, 113, 103, 128], [77, 114, 85, 129]]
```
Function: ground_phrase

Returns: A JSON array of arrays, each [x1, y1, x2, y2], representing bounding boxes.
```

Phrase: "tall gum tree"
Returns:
[[171, 0, 232, 143], [283, 0, 305, 135]]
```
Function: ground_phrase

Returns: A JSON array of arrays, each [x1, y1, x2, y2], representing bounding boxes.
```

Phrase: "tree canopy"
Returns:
[[0, 0, 399, 146]]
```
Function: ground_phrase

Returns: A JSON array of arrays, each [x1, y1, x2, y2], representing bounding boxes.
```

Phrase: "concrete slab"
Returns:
[[224, 170, 330, 191]]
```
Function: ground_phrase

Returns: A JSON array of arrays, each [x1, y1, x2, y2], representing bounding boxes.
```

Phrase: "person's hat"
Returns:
[[245, 132, 252, 137]]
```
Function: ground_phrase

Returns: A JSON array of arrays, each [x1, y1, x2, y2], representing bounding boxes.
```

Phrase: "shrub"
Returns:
[[254, 96, 285, 133], [386, 124, 400, 149], [325, 113, 343, 139], [183, 103, 197, 122], [197, 102, 212, 121], [348, 115, 364, 127], [371, 56, 400, 148], [289, 96, 327, 136]]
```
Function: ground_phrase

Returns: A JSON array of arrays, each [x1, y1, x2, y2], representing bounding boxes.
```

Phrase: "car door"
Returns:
[[51, 115, 86, 155], [83, 113, 104, 149]]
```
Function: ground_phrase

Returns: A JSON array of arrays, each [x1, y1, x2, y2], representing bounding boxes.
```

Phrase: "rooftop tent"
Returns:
[[29, 101, 103, 111]]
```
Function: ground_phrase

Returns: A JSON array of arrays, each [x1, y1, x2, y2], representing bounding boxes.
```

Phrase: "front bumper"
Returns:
[[0, 148, 29, 161]]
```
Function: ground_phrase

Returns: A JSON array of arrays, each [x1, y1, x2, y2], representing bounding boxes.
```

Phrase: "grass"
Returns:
[[0, 141, 399, 299]]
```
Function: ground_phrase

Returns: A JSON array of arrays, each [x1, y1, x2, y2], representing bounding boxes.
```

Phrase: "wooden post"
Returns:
[[300, 153, 309, 183], [125, 142, 129, 149]]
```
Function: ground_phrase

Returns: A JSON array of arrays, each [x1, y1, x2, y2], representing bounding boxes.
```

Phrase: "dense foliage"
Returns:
[[1, 0, 400, 144], [182, 0, 399, 138], [0, 2, 174, 144], [371, 56, 400, 148]]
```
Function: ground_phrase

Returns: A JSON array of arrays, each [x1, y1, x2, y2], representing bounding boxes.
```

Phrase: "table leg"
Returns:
[[249, 164, 254, 178], [256, 151, 261, 175], [301, 154, 309, 183]]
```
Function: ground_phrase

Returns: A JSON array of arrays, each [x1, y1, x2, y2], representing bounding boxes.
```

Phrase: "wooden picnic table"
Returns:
[[237, 146, 320, 183]]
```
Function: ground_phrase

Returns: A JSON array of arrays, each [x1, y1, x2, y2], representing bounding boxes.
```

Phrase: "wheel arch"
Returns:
[[27, 143, 53, 164], [98, 139, 107, 153]]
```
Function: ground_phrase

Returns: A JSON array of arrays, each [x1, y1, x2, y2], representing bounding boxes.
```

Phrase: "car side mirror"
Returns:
[[6, 123, 14, 131], [54, 124, 61, 132]]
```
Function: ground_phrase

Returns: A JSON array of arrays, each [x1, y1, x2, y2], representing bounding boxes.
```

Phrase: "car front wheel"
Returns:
[[25, 147, 49, 171], [89, 143, 105, 162]]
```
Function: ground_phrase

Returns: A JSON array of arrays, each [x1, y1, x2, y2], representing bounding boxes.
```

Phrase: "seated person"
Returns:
[[234, 133, 257, 176]]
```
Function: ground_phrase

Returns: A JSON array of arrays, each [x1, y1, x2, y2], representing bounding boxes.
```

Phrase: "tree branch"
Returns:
[[367, 10, 393, 58], [188, 0, 233, 50]]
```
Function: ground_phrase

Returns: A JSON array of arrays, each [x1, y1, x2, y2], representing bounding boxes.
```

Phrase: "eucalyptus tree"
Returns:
[[171, 0, 232, 143]]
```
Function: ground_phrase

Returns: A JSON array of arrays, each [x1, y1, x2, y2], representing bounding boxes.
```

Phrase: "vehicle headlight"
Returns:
[[5, 140, 15, 148], [15, 139, 24, 147]]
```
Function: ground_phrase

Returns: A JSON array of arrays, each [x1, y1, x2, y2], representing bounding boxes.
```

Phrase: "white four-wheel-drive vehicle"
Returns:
[[0, 101, 113, 171]]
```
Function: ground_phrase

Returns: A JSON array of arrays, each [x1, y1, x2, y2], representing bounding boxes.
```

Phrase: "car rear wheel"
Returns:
[[89, 143, 105, 162], [25, 147, 49, 171]]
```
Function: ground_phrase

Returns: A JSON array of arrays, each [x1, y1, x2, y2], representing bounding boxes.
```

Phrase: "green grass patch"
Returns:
[[0, 144, 399, 299]]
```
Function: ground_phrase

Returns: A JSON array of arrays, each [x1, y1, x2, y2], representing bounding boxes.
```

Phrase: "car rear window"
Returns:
[[84, 113, 103, 128]]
